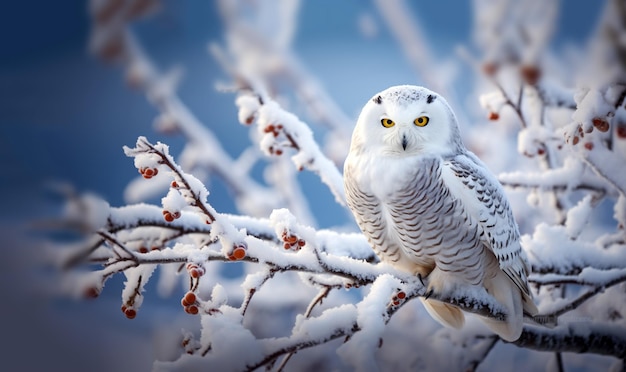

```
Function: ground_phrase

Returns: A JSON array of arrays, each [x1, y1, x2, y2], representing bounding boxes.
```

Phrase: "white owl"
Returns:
[[343, 85, 537, 341]]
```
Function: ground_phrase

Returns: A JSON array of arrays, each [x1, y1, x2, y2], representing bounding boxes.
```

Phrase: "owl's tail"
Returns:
[[481, 269, 530, 342], [421, 268, 537, 342], [420, 298, 465, 329]]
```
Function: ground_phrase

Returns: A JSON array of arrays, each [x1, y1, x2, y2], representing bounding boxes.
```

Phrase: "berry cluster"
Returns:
[[592, 117, 610, 132], [228, 243, 247, 261], [163, 209, 181, 222], [390, 291, 407, 307], [522, 144, 547, 158], [263, 123, 283, 137], [281, 230, 305, 251], [181, 291, 199, 315], [181, 334, 197, 355], [186, 263, 205, 278], [139, 166, 159, 179], [568, 117, 611, 150], [264, 124, 286, 156], [268, 146, 284, 156]]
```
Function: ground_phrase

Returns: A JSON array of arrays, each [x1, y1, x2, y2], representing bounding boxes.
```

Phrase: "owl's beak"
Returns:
[[402, 134, 408, 151]]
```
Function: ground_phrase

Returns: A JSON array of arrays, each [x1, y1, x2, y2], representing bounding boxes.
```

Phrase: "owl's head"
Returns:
[[350, 85, 464, 157]]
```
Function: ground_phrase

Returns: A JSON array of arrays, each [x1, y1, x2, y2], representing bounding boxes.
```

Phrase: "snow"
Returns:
[[251, 98, 347, 206], [292, 304, 357, 341], [565, 195, 593, 239], [122, 264, 157, 311], [337, 274, 400, 371], [161, 188, 188, 214]]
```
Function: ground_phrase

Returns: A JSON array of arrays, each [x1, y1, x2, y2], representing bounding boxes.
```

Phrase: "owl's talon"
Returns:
[[424, 289, 434, 300], [417, 273, 425, 287]]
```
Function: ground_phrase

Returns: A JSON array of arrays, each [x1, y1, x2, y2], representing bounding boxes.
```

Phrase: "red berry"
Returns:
[[297, 239, 306, 247], [124, 308, 137, 319], [189, 268, 203, 278], [285, 235, 298, 244], [144, 168, 154, 177], [139, 246, 148, 253], [392, 300, 400, 306], [537, 147, 545, 156], [164, 212, 174, 222], [275, 149, 283, 155], [185, 305, 199, 315], [482, 62, 498, 76], [488, 112, 499, 121], [572, 136, 580, 145], [232, 246, 246, 260], [171, 181, 179, 188], [397, 291, 406, 300], [617, 124, 626, 139], [184, 292, 196, 304], [84, 287, 100, 299], [520, 65, 541, 85], [151, 246, 160, 251], [181, 297, 190, 307], [584, 142, 594, 150], [284, 242, 291, 250], [172, 211, 181, 219]]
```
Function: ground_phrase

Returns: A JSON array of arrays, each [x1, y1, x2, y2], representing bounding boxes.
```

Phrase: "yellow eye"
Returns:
[[414, 116, 429, 127], [381, 118, 395, 128]]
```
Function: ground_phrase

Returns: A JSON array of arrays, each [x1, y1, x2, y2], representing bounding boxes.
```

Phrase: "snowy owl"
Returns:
[[343, 85, 537, 341]]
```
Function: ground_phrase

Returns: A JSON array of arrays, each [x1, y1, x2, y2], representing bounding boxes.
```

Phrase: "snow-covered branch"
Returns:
[[511, 324, 626, 360]]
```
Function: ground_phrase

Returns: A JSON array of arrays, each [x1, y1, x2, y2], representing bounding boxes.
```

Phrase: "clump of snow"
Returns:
[[572, 89, 612, 130], [235, 94, 260, 125], [122, 265, 157, 311], [337, 274, 400, 370], [198, 307, 263, 369], [615, 195, 626, 228], [292, 304, 357, 341], [479, 91, 507, 114], [517, 126, 552, 157], [162, 188, 187, 214], [63, 192, 110, 230], [565, 195, 593, 239]]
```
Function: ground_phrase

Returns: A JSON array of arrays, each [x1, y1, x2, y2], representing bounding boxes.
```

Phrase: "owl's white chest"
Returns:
[[348, 153, 422, 201]]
